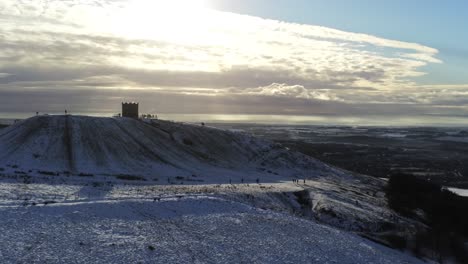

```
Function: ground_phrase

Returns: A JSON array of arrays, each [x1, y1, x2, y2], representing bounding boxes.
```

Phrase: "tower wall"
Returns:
[[122, 102, 139, 119]]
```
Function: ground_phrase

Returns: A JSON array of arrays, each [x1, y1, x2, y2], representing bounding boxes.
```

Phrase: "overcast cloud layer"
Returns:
[[0, 0, 466, 120]]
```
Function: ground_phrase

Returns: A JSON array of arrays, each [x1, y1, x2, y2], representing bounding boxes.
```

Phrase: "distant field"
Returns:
[[210, 123, 468, 188]]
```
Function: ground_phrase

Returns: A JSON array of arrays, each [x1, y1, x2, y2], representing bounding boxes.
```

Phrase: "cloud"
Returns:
[[0, 0, 465, 119], [1, 88, 466, 119], [0, 73, 12, 78]]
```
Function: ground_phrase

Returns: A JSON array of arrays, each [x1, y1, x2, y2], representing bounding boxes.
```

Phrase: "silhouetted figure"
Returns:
[[36, 112, 39, 116], [229, 179, 232, 184], [303, 179, 306, 184], [65, 109, 68, 115], [256, 178, 259, 184], [241, 178, 244, 183]]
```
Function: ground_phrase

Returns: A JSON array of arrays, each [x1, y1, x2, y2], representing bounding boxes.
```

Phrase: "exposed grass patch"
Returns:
[[116, 174, 146, 181], [38, 171, 59, 176], [182, 138, 194, 146], [78, 172, 94, 177], [184, 178, 205, 183]]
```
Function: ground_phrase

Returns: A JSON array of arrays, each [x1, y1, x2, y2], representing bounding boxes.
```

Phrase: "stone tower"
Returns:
[[122, 102, 139, 119]]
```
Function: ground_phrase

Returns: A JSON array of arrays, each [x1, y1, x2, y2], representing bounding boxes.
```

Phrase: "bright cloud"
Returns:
[[0, 0, 465, 117]]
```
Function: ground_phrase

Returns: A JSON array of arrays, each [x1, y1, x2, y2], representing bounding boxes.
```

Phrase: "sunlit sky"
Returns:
[[0, 0, 467, 124]]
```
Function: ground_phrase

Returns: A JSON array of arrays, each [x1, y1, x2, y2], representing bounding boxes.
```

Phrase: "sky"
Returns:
[[0, 0, 467, 125]]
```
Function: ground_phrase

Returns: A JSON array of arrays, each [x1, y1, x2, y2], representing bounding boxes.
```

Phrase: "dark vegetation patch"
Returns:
[[360, 233, 407, 251], [184, 178, 204, 183], [78, 172, 94, 177], [292, 190, 315, 218], [380, 233, 407, 250], [116, 174, 146, 181], [22, 175, 32, 184], [0, 124, 8, 129], [38, 171, 59, 176], [92, 182, 104, 187], [182, 138, 194, 146], [386, 173, 468, 263], [293, 190, 311, 208]]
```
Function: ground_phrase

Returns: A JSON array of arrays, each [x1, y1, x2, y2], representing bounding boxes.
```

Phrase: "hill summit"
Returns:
[[0, 115, 337, 182]]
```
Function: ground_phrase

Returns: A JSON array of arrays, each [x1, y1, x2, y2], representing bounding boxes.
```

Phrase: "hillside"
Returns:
[[0, 191, 421, 264], [0, 115, 339, 182], [0, 115, 423, 263]]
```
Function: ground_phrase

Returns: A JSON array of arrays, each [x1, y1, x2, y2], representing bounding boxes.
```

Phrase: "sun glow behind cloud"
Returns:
[[111, 0, 212, 42], [1, 0, 467, 119]]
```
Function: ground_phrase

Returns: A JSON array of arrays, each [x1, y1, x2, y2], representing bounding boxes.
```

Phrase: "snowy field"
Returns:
[[0, 181, 422, 264], [0, 116, 424, 263]]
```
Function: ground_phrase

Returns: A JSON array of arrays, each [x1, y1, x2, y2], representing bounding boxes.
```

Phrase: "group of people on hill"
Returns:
[[293, 179, 306, 184], [228, 178, 306, 185], [229, 178, 260, 184]]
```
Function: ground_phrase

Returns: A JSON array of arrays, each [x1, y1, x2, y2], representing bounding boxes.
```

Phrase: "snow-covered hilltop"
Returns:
[[0, 115, 339, 182], [0, 116, 423, 263]]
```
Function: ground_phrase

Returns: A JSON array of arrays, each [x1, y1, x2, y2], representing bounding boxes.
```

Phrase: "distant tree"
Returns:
[[386, 172, 468, 262]]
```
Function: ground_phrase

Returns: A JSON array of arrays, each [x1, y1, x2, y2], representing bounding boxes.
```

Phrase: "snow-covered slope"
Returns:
[[0, 187, 421, 264], [0, 115, 338, 181], [0, 116, 419, 238], [0, 115, 426, 263]]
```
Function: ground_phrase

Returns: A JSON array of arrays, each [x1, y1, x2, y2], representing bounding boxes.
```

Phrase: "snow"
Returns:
[[0, 116, 423, 263], [380, 133, 407, 138], [0, 182, 422, 263], [448, 187, 468, 197], [0, 116, 336, 182]]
